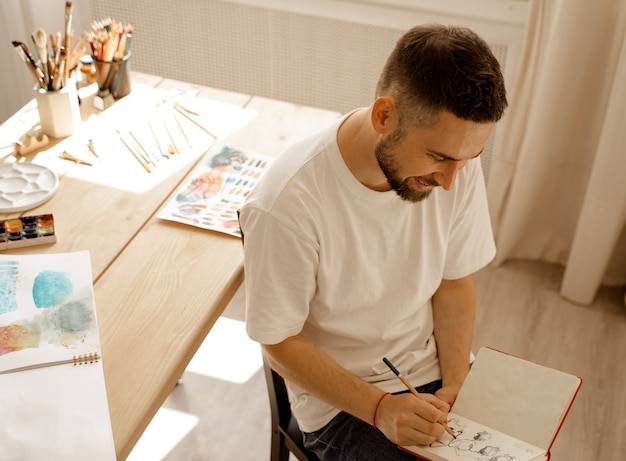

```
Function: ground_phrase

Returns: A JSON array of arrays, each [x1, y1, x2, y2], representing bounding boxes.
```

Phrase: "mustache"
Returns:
[[414, 176, 439, 187]]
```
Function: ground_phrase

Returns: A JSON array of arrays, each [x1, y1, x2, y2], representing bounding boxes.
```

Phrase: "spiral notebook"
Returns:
[[0, 251, 115, 461]]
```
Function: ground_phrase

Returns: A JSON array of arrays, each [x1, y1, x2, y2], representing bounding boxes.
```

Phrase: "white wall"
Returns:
[[1, 0, 528, 127], [84, 0, 527, 181]]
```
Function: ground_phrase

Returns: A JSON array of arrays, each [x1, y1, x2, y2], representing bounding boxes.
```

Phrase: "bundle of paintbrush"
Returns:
[[10, 2, 85, 92]]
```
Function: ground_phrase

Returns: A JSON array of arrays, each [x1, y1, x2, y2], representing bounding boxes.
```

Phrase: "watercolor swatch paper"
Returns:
[[0, 252, 99, 373], [0, 251, 115, 461], [158, 143, 273, 237]]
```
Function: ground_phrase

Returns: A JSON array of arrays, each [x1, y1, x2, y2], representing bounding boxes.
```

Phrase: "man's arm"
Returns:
[[431, 274, 476, 407], [262, 333, 449, 446]]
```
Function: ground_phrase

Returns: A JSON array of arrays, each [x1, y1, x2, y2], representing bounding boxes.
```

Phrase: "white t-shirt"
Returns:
[[239, 112, 496, 432]]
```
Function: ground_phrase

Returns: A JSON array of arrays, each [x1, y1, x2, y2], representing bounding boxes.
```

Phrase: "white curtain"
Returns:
[[488, 0, 626, 305]]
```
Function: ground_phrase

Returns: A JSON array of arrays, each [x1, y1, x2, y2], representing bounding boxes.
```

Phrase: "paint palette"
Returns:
[[0, 163, 59, 213], [0, 214, 57, 250]]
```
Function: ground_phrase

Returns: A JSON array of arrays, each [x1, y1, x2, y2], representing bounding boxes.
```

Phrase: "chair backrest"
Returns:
[[263, 362, 321, 461]]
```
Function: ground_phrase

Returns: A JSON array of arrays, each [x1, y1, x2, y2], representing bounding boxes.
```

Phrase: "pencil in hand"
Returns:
[[382, 357, 456, 439]]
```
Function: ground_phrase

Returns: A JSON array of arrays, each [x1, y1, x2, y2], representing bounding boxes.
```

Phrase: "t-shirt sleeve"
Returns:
[[239, 205, 318, 345], [442, 158, 496, 280]]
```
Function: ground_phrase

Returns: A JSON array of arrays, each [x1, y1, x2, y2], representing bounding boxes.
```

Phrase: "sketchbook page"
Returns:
[[158, 143, 273, 237], [0, 252, 100, 373], [0, 251, 115, 460], [452, 347, 582, 450], [401, 412, 546, 461], [0, 359, 116, 461]]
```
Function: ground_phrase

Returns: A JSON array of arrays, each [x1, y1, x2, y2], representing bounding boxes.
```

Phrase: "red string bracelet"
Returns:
[[373, 392, 391, 429]]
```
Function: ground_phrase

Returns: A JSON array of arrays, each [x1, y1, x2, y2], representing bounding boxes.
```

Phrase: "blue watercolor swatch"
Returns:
[[32, 270, 73, 308]]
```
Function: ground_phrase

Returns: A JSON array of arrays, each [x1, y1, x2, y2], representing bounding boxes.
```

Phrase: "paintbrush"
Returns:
[[173, 103, 218, 139], [53, 29, 62, 66], [11, 41, 45, 89], [63, 2, 73, 79], [51, 49, 66, 91], [33, 29, 50, 88], [117, 129, 152, 173], [172, 113, 192, 148], [64, 2, 73, 38]]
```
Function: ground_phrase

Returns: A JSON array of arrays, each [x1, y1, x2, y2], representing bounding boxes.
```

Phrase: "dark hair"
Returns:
[[376, 24, 508, 126]]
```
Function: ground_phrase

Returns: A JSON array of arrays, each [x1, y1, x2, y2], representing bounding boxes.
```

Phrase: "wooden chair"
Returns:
[[263, 362, 321, 461]]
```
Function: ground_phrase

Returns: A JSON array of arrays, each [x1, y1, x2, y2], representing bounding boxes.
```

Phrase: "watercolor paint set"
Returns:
[[0, 214, 57, 250]]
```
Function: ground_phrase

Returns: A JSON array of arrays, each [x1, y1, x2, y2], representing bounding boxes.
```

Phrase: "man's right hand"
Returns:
[[374, 392, 449, 446]]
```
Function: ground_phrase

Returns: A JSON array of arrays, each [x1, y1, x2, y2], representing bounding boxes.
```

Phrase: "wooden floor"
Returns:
[[473, 260, 626, 460], [128, 259, 626, 460]]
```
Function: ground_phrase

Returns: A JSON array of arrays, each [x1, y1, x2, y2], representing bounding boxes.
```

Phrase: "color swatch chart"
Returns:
[[158, 144, 273, 237]]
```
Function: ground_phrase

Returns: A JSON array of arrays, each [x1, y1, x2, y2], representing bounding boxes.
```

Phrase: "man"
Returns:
[[239, 23, 507, 460]]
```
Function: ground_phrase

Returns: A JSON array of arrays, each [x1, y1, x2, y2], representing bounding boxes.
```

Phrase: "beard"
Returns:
[[374, 128, 437, 203]]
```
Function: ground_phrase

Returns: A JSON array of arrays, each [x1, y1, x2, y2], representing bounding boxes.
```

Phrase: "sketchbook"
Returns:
[[158, 143, 273, 237], [0, 251, 115, 461], [401, 347, 582, 461]]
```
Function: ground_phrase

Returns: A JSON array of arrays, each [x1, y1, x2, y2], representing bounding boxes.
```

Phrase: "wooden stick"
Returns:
[[117, 130, 152, 173], [173, 103, 217, 139]]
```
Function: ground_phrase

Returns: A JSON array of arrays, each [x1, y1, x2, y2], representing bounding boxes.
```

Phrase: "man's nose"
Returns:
[[434, 161, 465, 191]]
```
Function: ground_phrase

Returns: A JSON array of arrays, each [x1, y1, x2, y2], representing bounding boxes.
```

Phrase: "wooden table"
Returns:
[[0, 73, 340, 459]]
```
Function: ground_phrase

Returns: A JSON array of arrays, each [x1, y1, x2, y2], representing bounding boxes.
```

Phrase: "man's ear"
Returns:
[[371, 97, 398, 135]]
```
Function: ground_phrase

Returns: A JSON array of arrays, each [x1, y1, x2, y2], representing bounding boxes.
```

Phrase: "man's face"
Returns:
[[375, 111, 494, 202]]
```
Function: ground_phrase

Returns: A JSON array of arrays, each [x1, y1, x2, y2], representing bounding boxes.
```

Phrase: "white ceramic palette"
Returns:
[[0, 163, 59, 213]]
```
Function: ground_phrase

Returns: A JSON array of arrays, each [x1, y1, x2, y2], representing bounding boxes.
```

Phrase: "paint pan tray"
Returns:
[[0, 163, 59, 213]]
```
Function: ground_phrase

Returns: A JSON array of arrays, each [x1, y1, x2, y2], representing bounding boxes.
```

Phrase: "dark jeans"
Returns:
[[303, 380, 443, 461]]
